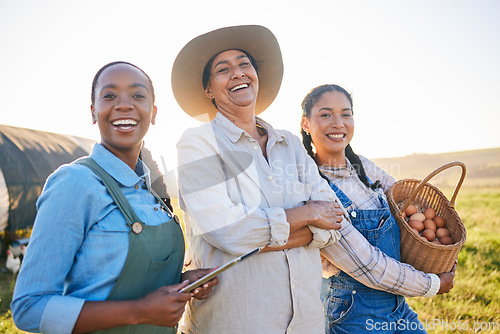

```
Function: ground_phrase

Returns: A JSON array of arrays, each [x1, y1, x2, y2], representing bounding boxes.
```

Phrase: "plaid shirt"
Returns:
[[319, 156, 440, 297]]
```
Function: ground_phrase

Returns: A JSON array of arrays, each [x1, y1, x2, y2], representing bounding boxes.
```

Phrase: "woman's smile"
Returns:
[[91, 63, 156, 159], [230, 83, 249, 92], [110, 118, 139, 131], [326, 133, 346, 140]]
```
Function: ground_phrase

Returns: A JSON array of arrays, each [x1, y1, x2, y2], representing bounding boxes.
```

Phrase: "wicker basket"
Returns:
[[386, 161, 467, 274]]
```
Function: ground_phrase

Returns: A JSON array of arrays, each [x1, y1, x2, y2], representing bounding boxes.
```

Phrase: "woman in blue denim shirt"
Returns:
[[300, 84, 456, 333], [11, 61, 217, 334]]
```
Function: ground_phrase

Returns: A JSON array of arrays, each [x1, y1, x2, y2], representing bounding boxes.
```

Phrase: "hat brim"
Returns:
[[171, 25, 284, 122]]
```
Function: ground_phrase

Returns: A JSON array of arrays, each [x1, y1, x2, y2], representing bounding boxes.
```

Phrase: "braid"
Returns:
[[301, 129, 315, 160], [345, 144, 381, 190], [139, 146, 174, 212], [301, 128, 330, 183]]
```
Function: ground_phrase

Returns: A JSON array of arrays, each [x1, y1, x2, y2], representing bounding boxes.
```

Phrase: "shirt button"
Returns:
[[291, 284, 295, 289], [351, 211, 357, 218], [253, 145, 258, 150], [134, 185, 139, 190], [267, 175, 273, 180], [154, 207, 158, 211], [352, 290, 357, 294]]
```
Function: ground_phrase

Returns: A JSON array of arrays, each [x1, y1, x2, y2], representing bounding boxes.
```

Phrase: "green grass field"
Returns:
[[405, 187, 500, 333], [1, 187, 499, 333]]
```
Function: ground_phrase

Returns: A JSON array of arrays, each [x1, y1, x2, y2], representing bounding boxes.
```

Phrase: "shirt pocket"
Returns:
[[94, 209, 130, 233]]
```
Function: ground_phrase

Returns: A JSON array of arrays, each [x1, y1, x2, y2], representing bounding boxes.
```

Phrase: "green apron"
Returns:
[[76, 158, 185, 334]]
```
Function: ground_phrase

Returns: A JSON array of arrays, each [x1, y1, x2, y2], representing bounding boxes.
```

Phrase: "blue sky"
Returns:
[[1, 0, 499, 168]]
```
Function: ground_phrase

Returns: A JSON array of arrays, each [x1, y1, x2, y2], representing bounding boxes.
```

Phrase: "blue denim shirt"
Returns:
[[11, 143, 172, 334]]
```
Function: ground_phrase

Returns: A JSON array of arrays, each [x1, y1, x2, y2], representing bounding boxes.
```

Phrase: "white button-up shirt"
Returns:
[[177, 114, 340, 334]]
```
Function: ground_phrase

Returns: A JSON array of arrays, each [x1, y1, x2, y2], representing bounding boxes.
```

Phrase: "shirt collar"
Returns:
[[318, 157, 355, 180], [212, 112, 288, 145], [90, 143, 151, 188]]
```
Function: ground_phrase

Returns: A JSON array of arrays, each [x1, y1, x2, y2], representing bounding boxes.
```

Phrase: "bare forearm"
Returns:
[[284, 206, 317, 232], [261, 226, 313, 252], [73, 300, 141, 333], [73, 282, 191, 333]]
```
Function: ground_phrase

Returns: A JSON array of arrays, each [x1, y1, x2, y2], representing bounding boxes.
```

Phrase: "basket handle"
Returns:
[[400, 161, 466, 212]]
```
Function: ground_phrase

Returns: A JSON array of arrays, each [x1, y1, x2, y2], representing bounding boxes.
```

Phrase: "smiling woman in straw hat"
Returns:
[[172, 25, 346, 333]]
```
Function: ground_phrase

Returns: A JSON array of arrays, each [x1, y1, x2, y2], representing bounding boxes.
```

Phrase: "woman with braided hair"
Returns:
[[301, 84, 457, 333]]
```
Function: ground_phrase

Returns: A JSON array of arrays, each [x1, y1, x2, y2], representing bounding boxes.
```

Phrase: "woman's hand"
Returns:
[[436, 262, 457, 294], [284, 200, 344, 233], [181, 268, 219, 300], [136, 281, 192, 327], [306, 200, 344, 230]]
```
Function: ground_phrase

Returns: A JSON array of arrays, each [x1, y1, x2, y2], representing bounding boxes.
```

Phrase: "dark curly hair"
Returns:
[[301, 84, 381, 190]]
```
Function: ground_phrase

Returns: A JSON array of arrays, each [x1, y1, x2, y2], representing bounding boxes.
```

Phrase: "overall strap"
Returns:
[[75, 157, 141, 228], [366, 175, 388, 207], [150, 189, 174, 218], [328, 180, 353, 208]]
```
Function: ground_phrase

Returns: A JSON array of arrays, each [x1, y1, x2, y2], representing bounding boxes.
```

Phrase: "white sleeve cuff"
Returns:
[[423, 274, 441, 297], [263, 207, 290, 247], [40, 295, 85, 334], [307, 225, 341, 249]]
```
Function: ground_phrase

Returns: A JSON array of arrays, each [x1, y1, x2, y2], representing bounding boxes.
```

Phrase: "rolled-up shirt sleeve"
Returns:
[[11, 167, 89, 333], [40, 296, 85, 334], [321, 220, 439, 297], [307, 224, 342, 249], [177, 133, 290, 255], [263, 207, 290, 247]]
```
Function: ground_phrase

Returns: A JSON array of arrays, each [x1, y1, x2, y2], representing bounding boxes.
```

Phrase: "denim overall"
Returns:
[[77, 158, 185, 334], [321, 179, 426, 334]]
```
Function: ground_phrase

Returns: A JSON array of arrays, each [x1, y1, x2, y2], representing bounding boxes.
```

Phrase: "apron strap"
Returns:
[[150, 189, 174, 217], [75, 157, 141, 228]]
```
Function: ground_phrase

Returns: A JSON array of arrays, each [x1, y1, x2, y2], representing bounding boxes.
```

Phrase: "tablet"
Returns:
[[179, 246, 264, 293]]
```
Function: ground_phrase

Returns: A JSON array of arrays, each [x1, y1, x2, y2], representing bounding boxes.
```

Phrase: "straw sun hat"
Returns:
[[171, 25, 284, 122]]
